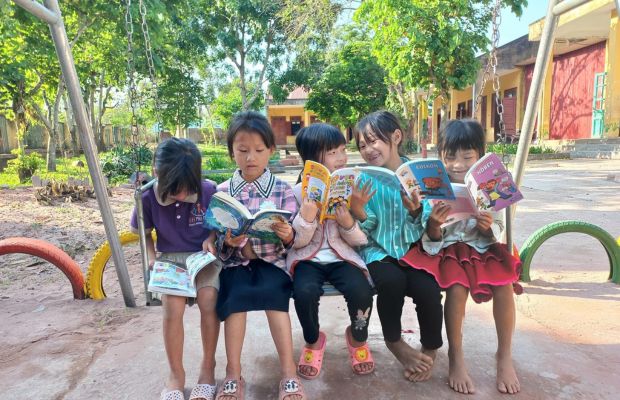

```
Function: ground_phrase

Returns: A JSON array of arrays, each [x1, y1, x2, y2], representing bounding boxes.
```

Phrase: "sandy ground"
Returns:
[[0, 157, 619, 399]]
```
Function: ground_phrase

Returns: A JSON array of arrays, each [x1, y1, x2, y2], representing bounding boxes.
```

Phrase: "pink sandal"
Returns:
[[279, 377, 306, 400], [215, 377, 244, 400], [297, 331, 326, 380], [345, 328, 375, 375]]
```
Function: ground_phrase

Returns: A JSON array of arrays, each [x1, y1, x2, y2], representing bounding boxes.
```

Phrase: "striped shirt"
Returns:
[[357, 160, 431, 264], [217, 169, 298, 271]]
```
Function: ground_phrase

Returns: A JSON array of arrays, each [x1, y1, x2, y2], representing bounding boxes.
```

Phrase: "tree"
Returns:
[[305, 40, 387, 130], [211, 79, 264, 129]]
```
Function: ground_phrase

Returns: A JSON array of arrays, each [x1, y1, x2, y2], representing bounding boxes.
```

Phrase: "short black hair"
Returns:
[[437, 119, 486, 159], [354, 110, 403, 154], [295, 123, 346, 164], [153, 137, 202, 203], [226, 111, 276, 158]]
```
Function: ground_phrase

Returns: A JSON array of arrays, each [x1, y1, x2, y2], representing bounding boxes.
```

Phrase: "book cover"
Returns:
[[148, 260, 197, 297], [398, 159, 455, 200], [245, 209, 293, 242], [430, 183, 478, 227], [301, 160, 358, 222], [358, 166, 403, 193], [464, 153, 523, 211]]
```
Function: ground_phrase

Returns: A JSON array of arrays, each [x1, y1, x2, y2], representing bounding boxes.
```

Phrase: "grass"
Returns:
[[487, 143, 557, 155]]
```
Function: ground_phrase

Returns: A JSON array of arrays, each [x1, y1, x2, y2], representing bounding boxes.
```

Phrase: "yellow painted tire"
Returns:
[[84, 230, 155, 299]]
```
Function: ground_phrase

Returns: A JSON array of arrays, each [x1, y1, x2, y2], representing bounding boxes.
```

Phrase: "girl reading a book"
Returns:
[[351, 110, 443, 383], [130, 137, 221, 400], [213, 111, 305, 400], [400, 119, 522, 395], [288, 123, 375, 379]]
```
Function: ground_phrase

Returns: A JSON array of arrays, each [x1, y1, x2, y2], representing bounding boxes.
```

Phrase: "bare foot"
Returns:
[[405, 347, 437, 382], [386, 338, 433, 379], [165, 369, 185, 392], [346, 326, 374, 374], [448, 349, 475, 394], [496, 353, 520, 394]]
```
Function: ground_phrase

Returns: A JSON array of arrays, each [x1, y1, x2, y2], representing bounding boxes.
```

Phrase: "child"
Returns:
[[213, 111, 305, 400], [400, 119, 522, 395], [130, 137, 221, 400], [350, 110, 443, 382], [287, 123, 375, 379]]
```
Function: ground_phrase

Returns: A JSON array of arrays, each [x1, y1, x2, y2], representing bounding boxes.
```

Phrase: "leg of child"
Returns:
[[368, 259, 434, 378], [404, 267, 443, 382], [196, 286, 220, 386], [265, 310, 302, 400], [293, 261, 327, 378], [445, 284, 475, 394], [329, 262, 374, 374], [491, 284, 520, 394], [162, 294, 187, 392], [219, 311, 247, 400]]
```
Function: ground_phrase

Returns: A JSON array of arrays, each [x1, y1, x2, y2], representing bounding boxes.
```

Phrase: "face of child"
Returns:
[[442, 148, 480, 183], [169, 188, 192, 202], [357, 130, 401, 170], [321, 144, 347, 173], [232, 130, 274, 182]]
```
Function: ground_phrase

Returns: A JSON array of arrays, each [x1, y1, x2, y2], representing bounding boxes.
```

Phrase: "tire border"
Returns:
[[519, 220, 620, 284], [0, 237, 85, 299]]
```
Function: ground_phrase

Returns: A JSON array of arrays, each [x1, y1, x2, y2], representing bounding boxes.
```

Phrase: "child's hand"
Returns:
[[401, 190, 422, 218], [476, 211, 494, 233], [202, 231, 217, 254], [350, 180, 375, 221], [427, 201, 451, 241], [240, 241, 257, 259], [334, 203, 355, 230], [224, 229, 247, 248], [300, 197, 319, 223], [272, 221, 294, 245]]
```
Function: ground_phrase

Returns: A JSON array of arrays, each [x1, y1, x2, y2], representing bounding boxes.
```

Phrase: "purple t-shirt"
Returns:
[[130, 180, 217, 253]]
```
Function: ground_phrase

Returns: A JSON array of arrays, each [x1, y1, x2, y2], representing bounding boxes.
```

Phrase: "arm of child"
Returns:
[[477, 210, 504, 240], [292, 214, 318, 249], [335, 205, 368, 247], [350, 179, 375, 223], [202, 230, 217, 254]]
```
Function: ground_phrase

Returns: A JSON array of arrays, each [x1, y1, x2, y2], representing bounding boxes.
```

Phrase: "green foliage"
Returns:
[[487, 143, 557, 155], [306, 40, 387, 128], [212, 79, 264, 129], [204, 154, 235, 170], [204, 172, 234, 184], [6, 148, 45, 183], [100, 145, 153, 185]]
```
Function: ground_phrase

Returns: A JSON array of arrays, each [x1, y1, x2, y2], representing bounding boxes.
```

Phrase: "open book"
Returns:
[[300, 160, 359, 222], [430, 153, 523, 227], [147, 251, 217, 297], [203, 191, 292, 242], [360, 159, 455, 200]]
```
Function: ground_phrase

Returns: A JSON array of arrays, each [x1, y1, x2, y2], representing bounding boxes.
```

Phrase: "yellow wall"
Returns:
[[266, 104, 318, 144], [606, 10, 620, 137]]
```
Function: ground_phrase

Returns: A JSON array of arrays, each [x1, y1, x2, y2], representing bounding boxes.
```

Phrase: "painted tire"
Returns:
[[519, 220, 620, 284], [85, 230, 155, 299], [0, 237, 85, 299]]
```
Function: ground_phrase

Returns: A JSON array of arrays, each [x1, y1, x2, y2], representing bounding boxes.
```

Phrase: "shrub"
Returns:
[[7, 148, 45, 183], [100, 144, 153, 185]]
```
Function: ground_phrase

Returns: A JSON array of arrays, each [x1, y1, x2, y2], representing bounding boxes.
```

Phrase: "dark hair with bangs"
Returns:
[[153, 137, 203, 203], [437, 119, 486, 159], [354, 110, 403, 155], [226, 111, 275, 158], [295, 123, 346, 164]]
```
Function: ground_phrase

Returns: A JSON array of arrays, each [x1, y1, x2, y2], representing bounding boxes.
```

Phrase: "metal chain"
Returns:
[[125, 0, 141, 185], [138, 0, 163, 136]]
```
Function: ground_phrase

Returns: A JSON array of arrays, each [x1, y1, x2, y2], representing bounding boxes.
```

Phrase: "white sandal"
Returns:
[[161, 389, 184, 400], [189, 383, 217, 400]]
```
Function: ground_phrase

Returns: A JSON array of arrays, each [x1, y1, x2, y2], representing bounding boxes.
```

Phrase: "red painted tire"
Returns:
[[0, 237, 85, 299]]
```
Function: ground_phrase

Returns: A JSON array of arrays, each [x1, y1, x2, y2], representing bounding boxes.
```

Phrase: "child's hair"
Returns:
[[226, 111, 276, 157], [437, 119, 486, 159], [153, 137, 202, 203], [354, 110, 403, 155], [295, 123, 346, 164]]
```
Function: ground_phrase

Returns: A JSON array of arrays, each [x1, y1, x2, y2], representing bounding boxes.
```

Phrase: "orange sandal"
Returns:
[[297, 331, 327, 380], [215, 376, 244, 400], [279, 377, 306, 400], [345, 328, 375, 375]]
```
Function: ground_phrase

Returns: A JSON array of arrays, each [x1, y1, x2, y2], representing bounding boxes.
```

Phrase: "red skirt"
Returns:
[[400, 241, 522, 303]]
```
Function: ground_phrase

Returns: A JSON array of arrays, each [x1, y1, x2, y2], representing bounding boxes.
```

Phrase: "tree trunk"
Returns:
[[63, 94, 79, 155]]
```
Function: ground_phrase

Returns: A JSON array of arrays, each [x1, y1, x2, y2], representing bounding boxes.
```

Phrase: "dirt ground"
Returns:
[[1, 158, 619, 399]]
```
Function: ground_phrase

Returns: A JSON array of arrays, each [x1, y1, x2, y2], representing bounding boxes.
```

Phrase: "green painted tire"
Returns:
[[519, 220, 620, 284]]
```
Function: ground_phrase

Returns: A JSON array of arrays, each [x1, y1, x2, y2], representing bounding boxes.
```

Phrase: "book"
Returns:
[[203, 191, 292, 242], [464, 152, 523, 212], [360, 159, 455, 200], [429, 153, 524, 227], [300, 160, 359, 222], [147, 251, 217, 297]]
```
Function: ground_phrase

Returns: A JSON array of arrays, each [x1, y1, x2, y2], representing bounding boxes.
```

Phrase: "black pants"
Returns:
[[293, 260, 374, 344], [367, 257, 443, 350]]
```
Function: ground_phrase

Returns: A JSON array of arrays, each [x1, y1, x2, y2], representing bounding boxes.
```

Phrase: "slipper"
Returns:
[[161, 389, 185, 400], [297, 331, 327, 380], [345, 328, 375, 375], [215, 377, 244, 400], [279, 377, 306, 400], [189, 383, 216, 400]]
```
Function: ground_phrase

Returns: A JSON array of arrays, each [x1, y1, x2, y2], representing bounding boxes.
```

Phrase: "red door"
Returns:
[[270, 117, 289, 145]]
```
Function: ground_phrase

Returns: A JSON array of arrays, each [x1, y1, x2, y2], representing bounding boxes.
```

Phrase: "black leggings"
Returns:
[[293, 260, 374, 344], [367, 257, 443, 350]]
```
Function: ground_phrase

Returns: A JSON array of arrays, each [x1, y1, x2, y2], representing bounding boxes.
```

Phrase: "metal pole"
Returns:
[[12, 0, 59, 24], [509, 0, 559, 251], [553, 0, 591, 16], [135, 179, 158, 306], [14, 0, 136, 306], [616, 0, 620, 16]]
